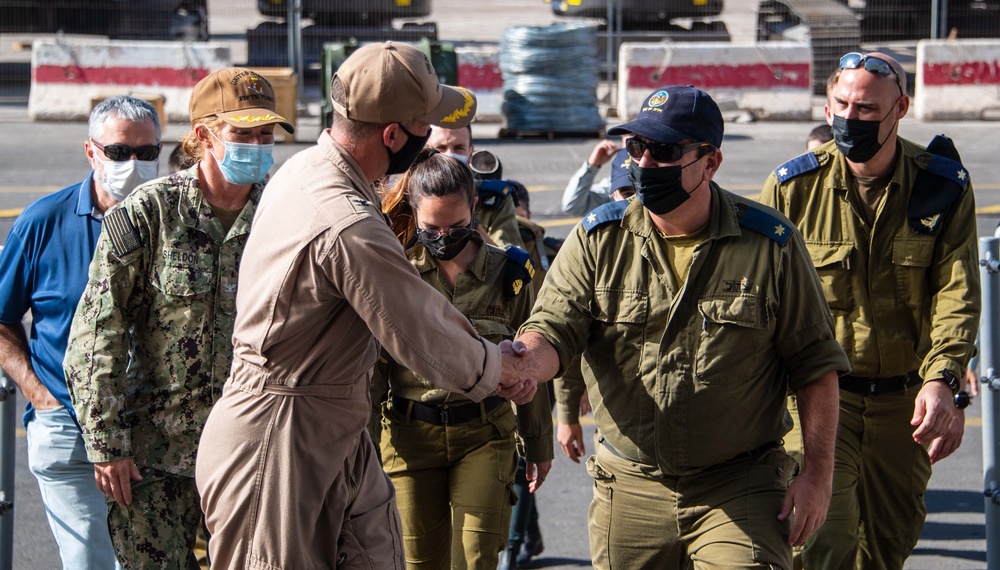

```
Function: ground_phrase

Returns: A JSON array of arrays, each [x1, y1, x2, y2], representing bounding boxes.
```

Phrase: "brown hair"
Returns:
[[180, 116, 225, 162], [382, 147, 476, 246]]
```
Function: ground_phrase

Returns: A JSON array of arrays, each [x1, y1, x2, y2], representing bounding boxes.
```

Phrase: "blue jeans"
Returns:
[[26, 406, 121, 570]]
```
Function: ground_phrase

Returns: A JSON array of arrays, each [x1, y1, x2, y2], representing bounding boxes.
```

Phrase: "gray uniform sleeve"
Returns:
[[561, 162, 613, 216]]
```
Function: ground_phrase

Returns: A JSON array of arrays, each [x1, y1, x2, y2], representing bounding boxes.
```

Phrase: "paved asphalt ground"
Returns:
[[1, 0, 999, 567]]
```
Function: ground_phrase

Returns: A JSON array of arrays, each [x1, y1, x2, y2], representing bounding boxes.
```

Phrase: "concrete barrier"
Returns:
[[915, 39, 1000, 121], [457, 44, 503, 122], [29, 39, 231, 122], [617, 42, 812, 121]]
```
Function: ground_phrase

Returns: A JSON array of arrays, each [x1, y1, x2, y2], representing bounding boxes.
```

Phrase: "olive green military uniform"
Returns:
[[378, 233, 552, 570], [64, 165, 261, 569], [760, 138, 980, 570], [520, 187, 850, 569], [477, 182, 524, 249]]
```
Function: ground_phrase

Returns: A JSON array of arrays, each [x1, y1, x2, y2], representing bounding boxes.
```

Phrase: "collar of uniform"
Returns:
[[178, 165, 263, 238], [319, 130, 381, 209], [623, 182, 740, 242], [828, 139, 909, 196], [408, 229, 489, 280]]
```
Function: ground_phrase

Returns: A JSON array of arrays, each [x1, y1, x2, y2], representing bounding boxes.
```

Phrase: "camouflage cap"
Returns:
[[189, 67, 294, 133]]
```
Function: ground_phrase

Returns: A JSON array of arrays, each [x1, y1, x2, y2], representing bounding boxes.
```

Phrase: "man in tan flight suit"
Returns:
[[514, 85, 851, 569], [761, 52, 979, 570], [195, 42, 539, 570]]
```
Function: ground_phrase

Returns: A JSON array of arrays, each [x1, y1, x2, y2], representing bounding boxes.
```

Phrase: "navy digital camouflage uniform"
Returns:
[[64, 165, 262, 569]]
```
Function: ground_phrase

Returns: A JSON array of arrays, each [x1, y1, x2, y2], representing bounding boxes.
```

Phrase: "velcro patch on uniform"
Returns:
[[477, 179, 512, 209], [346, 196, 375, 215], [104, 208, 142, 258], [504, 245, 534, 298], [583, 200, 628, 234], [739, 203, 792, 247], [774, 153, 820, 184]]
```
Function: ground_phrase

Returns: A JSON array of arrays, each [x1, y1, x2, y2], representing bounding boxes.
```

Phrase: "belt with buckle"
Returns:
[[391, 394, 506, 426], [838, 371, 921, 396]]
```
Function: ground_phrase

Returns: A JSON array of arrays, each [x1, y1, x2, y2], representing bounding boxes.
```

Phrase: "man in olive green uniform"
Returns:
[[196, 42, 537, 570], [515, 86, 851, 569], [64, 68, 293, 567], [760, 52, 979, 570]]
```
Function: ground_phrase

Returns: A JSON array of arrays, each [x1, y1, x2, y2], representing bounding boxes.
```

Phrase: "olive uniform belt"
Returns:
[[599, 436, 781, 465], [838, 371, 921, 397], [391, 394, 506, 426]]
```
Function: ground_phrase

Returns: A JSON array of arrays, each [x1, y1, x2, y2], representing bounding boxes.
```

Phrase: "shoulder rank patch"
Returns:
[[909, 134, 967, 235], [774, 152, 820, 184], [738, 202, 792, 247], [346, 195, 376, 215], [477, 179, 512, 209], [583, 200, 629, 234], [104, 207, 142, 258], [503, 245, 535, 299]]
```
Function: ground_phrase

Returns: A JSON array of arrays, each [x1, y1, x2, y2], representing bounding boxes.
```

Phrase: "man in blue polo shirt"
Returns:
[[0, 95, 161, 569]]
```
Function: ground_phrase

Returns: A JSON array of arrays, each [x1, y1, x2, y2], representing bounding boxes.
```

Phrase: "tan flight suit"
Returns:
[[378, 235, 552, 569], [760, 138, 980, 570], [195, 132, 505, 570], [520, 186, 850, 570], [64, 166, 262, 569]]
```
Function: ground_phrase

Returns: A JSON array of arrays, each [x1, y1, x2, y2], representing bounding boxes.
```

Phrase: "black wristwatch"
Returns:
[[940, 370, 970, 409]]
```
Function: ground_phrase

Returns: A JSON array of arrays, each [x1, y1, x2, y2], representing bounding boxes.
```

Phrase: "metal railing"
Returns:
[[978, 236, 1000, 570]]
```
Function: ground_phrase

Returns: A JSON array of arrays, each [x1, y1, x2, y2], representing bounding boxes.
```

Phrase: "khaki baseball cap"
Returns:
[[189, 67, 294, 133], [332, 42, 477, 128]]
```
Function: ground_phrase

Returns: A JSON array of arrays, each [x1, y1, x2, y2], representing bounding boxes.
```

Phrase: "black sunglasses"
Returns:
[[625, 138, 710, 163], [415, 225, 474, 241], [91, 139, 162, 162], [839, 52, 903, 95]]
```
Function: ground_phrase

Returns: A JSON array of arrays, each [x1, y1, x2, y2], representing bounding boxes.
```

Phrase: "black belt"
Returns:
[[839, 371, 921, 396], [391, 394, 506, 426]]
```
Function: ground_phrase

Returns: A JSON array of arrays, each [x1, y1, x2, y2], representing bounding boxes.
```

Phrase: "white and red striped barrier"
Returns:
[[29, 39, 231, 122], [915, 39, 1000, 120], [457, 44, 503, 122], [617, 42, 812, 121]]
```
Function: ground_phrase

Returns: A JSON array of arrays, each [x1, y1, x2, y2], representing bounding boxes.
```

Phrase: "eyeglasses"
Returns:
[[91, 140, 162, 162], [839, 53, 903, 95], [624, 138, 710, 163], [415, 225, 474, 241]]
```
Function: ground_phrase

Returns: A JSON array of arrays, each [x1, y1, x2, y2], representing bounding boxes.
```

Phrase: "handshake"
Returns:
[[495, 333, 558, 405]]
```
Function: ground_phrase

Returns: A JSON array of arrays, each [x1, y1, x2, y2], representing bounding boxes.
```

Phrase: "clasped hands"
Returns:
[[497, 339, 539, 404]]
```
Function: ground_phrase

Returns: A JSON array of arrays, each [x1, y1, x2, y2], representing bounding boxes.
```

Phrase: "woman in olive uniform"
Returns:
[[379, 149, 553, 570]]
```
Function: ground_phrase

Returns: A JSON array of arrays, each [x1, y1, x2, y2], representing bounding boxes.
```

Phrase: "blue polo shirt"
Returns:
[[0, 173, 103, 427]]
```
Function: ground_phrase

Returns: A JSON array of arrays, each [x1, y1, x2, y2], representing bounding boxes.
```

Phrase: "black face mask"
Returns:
[[627, 157, 701, 216], [416, 224, 475, 261], [831, 101, 898, 163], [386, 123, 432, 175]]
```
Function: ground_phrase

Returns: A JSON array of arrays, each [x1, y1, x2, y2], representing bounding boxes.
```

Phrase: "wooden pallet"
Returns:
[[498, 128, 604, 141]]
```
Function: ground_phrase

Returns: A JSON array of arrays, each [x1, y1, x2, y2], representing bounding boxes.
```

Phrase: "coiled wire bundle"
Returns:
[[500, 23, 604, 133]]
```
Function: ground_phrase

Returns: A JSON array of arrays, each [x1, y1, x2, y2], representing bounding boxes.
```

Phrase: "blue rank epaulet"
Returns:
[[738, 202, 792, 247], [503, 245, 535, 298], [583, 200, 628, 234], [477, 179, 512, 209], [774, 152, 820, 184], [922, 154, 969, 190]]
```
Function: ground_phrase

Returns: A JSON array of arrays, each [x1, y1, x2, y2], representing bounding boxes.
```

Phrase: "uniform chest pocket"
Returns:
[[806, 242, 854, 312], [892, 237, 935, 309], [152, 250, 214, 298], [472, 317, 516, 345], [695, 293, 767, 385], [590, 288, 648, 379]]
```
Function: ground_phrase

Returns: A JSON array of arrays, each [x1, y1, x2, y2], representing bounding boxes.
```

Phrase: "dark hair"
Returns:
[[808, 124, 833, 145], [382, 147, 476, 245], [508, 180, 529, 209]]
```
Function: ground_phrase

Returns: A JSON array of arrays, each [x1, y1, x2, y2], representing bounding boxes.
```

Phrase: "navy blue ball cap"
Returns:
[[608, 86, 723, 148], [609, 149, 632, 193]]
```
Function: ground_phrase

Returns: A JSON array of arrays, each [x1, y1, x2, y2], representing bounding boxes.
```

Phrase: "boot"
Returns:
[[518, 519, 543, 565], [498, 541, 519, 570]]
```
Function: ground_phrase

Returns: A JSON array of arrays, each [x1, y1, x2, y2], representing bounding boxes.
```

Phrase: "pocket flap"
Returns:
[[805, 243, 853, 269], [893, 238, 934, 268], [698, 294, 765, 329]]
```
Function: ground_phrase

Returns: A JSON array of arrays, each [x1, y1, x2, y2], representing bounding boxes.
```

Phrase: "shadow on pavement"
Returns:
[[925, 489, 986, 514], [523, 557, 592, 568], [909, 546, 988, 563]]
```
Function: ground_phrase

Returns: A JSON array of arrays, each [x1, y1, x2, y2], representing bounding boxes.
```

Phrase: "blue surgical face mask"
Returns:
[[206, 127, 274, 185]]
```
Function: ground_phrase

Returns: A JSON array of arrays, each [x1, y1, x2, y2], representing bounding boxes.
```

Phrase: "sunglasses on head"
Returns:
[[91, 140, 162, 162], [415, 225, 473, 241], [625, 138, 710, 163], [839, 53, 903, 95]]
